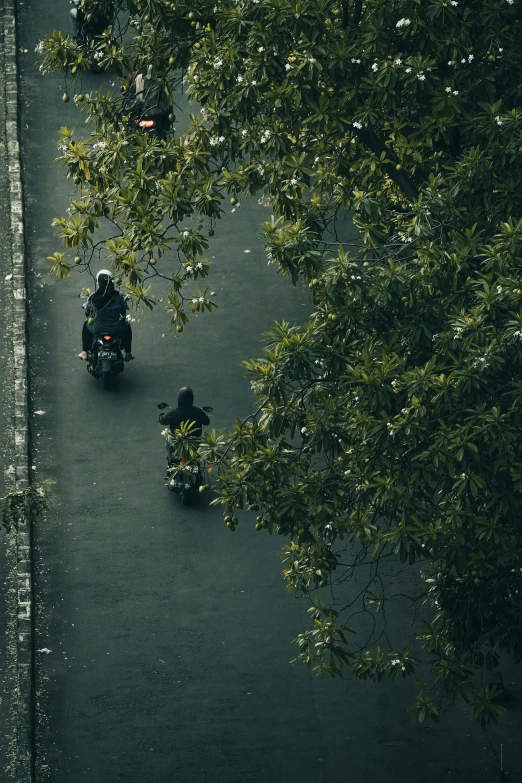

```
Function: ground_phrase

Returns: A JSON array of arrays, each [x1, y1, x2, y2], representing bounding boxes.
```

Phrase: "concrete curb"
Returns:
[[3, 0, 34, 781]]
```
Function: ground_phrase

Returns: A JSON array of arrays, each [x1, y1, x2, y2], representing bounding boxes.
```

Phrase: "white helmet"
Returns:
[[96, 268, 113, 284]]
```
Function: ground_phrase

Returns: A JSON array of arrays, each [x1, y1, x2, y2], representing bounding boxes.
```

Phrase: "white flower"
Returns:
[[214, 59, 223, 69], [391, 380, 398, 389], [192, 298, 199, 304], [237, 75, 244, 83], [495, 116, 503, 126], [451, 0, 458, 4], [391, 658, 401, 666], [350, 58, 361, 64], [285, 63, 292, 71], [185, 265, 193, 273], [301, 426, 307, 434], [452, 90, 459, 96], [448, 60, 453, 66], [417, 73, 426, 81], [198, 296, 205, 302], [35, 41, 44, 53], [405, 67, 412, 74], [445, 86, 452, 93], [497, 285, 503, 293], [308, 57, 316, 64], [290, 178, 298, 185], [371, 63, 379, 72], [196, 262, 203, 270], [258, 46, 264, 52], [183, 230, 189, 237], [251, 80, 257, 85], [395, 59, 402, 65], [507, 0, 514, 4], [396, 17, 411, 28], [353, 121, 363, 130], [241, 129, 248, 136], [468, 54, 474, 62], [460, 473, 466, 479]]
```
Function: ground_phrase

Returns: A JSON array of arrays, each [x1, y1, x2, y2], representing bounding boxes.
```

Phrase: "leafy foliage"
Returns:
[[1, 480, 55, 534], [41, 0, 522, 723]]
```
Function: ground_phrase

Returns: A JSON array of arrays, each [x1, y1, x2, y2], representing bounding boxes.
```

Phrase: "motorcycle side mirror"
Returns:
[[157, 403, 169, 409], [202, 406, 213, 413]]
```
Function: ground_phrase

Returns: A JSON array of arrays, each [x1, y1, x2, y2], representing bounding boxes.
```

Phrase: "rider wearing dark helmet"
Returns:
[[70, 0, 114, 41], [159, 387, 210, 461], [79, 269, 134, 361]]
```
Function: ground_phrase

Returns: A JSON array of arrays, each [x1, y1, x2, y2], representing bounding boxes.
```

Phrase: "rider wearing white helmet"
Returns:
[[79, 269, 134, 361]]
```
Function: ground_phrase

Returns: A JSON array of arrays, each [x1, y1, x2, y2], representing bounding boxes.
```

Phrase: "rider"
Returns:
[[159, 387, 210, 462], [79, 269, 134, 362], [70, 0, 114, 41]]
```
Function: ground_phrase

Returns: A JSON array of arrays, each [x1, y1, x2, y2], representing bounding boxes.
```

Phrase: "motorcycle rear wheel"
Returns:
[[181, 488, 192, 506], [102, 371, 111, 390]]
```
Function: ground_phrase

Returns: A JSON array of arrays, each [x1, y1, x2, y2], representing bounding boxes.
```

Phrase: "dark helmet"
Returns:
[[177, 386, 194, 407]]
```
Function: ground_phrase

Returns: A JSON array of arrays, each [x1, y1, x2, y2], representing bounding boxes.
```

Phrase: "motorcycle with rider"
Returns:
[[79, 269, 134, 389], [158, 388, 212, 505]]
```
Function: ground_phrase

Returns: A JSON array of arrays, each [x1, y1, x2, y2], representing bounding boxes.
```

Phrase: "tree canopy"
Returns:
[[40, 0, 522, 725]]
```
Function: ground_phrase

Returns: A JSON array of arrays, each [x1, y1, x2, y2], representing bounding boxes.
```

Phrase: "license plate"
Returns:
[[101, 351, 118, 360]]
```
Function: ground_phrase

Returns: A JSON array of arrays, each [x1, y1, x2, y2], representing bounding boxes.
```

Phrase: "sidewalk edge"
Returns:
[[3, 1, 34, 781]]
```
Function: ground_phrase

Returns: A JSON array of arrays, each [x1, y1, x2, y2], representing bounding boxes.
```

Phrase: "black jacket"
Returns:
[[159, 388, 210, 437]]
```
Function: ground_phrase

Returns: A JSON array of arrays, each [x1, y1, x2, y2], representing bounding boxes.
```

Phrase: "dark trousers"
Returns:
[[82, 321, 132, 352]]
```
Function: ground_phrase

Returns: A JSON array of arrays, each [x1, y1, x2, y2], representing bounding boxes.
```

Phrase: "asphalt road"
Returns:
[[14, 1, 522, 782]]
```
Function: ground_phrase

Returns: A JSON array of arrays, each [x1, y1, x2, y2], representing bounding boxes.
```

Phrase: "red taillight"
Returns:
[[103, 335, 112, 341], [138, 119, 155, 129]]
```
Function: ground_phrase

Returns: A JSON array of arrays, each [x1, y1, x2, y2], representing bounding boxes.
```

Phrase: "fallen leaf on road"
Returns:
[[4, 274, 12, 281], [36, 648, 52, 654], [34, 410, 46, 415]]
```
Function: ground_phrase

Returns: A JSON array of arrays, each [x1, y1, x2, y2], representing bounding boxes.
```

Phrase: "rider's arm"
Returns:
[[159, 409, 177, 427], [116, 293, 128, 318]]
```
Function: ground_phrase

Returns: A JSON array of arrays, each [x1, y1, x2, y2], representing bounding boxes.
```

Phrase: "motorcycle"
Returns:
[[87, 333, 124, 389], [157, 403, 213, 506], [123, 69, 173, 141]]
